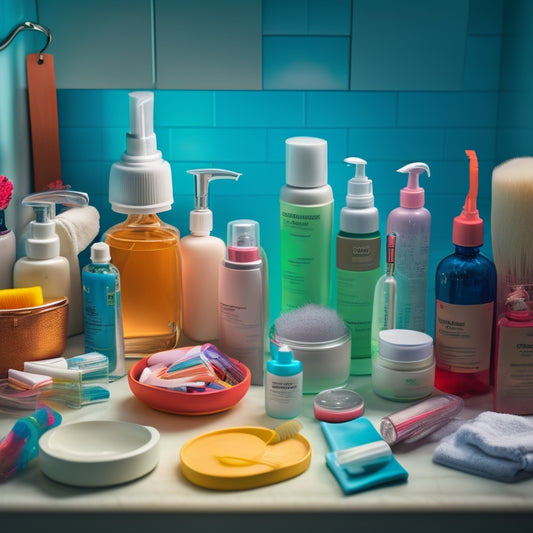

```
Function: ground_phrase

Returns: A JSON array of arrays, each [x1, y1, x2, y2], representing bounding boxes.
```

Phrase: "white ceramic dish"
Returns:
[[39, 420, 160, 487]]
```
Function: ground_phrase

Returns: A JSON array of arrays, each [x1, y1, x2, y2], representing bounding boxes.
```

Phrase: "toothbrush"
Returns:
[[215, 420, 304, 467], [0, 405, 61, 481]]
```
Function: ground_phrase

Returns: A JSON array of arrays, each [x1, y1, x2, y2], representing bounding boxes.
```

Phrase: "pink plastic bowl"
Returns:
[[128, 357, 251, 415]]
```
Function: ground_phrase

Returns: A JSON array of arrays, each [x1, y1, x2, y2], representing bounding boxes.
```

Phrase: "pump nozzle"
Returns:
[[452, 150, 484, 247], [126, 92, 157, 157], [187, 168, 241, 211], [186, 168, 241, 236], [397, 162, 430, 209], [21, 190, 89, 260]]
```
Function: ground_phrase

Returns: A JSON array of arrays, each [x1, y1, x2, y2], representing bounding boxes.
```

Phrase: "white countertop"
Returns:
[[1, 335, 532, 531]]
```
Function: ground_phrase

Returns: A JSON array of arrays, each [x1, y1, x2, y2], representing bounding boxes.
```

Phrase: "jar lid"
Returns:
[[378, 329, 433, 363]]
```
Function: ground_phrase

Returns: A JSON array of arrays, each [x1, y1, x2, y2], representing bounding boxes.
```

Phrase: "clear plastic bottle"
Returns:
[[387, 162, 431, 332], [280, 137, 333, 311], [104, 92, 181, 356], [82, 242, 126, 381], [336, 157, 381, 375], [434, 150, 496, 395]]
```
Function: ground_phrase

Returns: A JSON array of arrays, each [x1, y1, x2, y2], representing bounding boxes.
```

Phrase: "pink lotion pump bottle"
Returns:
[[494, 287, 533, 414], [386, 162, 431, 333]]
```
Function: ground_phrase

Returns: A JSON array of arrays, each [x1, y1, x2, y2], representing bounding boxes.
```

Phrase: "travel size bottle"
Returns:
[[434, 150, 496, 396], [493, 287, 533, 414], [280, 137, 333, 311], [336, 157, 381, 375], [218, 220, 265, 385], [82, 242, 126, 381], [181, 168, 240, 342], [104, 91, 182, 356], [266, 345, 303, 419], [387, 162, 431, 332]]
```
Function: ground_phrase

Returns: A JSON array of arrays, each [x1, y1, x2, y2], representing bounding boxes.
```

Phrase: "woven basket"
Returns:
[[0, 297, 68, 378]]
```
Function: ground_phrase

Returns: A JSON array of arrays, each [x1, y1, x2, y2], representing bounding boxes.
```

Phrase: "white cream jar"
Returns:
[[372, 329, 435, 401]]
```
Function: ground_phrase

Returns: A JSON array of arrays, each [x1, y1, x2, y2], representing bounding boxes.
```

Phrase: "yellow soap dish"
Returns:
[[179, 424, 312, 490]]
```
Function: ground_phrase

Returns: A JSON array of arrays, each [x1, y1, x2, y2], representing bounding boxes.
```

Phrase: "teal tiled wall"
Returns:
[[7, 0, 531, 336]]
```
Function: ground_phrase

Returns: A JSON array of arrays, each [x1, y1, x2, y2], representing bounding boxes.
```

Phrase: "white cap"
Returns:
[[90, 242, 111, 263], [109, 92, 173, 214], [285, 137, 328, 188], [340, 157, 379, 234]]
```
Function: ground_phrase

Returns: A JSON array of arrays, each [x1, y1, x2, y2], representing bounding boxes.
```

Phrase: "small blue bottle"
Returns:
[[265, 345, 302, 419], [434, 151, 496, 396], [82, 242, 126, 381]]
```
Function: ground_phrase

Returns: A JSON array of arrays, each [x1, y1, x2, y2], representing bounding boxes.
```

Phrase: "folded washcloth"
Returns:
[[321, 417, 408, 495], [55, 205, 100, 336], [433, 411, 533, 483]]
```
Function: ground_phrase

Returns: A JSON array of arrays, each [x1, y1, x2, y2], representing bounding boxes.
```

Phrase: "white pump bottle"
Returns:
[[386, 162, 431, 333], [181, 168, 240, 342], [14, 191, 89, 311]]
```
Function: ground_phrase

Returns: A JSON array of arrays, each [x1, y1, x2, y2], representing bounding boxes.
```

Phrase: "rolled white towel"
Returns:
[[55, 205, 100, 336]]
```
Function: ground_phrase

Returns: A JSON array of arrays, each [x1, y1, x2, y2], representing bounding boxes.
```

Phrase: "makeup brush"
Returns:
[[491, 157, 533, 316]]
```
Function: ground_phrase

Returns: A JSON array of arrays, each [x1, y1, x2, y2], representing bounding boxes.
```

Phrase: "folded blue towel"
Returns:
[[433, 411, 533, 483], [321, 417, 408, 495]]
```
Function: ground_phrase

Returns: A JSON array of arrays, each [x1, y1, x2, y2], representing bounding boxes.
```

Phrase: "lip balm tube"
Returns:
[[379, 393, 464, 446]]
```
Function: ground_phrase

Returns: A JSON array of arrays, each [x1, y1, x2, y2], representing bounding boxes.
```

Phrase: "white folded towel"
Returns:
[[433, 411, 533, 483], [55, 205, 100, 336]]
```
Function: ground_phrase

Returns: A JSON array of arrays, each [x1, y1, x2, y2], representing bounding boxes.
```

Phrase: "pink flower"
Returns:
[[0, 175, 14, 210]]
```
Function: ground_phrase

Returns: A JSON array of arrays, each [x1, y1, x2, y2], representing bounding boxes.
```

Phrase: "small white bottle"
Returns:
[[266, 345, 303, 419], [13, 192, 87, 304], [218, 219, 265, 385], [181, 168, 240, 342]]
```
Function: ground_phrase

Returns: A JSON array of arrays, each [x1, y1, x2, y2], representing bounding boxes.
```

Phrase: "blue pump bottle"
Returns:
[[434, 150, 496, 396]]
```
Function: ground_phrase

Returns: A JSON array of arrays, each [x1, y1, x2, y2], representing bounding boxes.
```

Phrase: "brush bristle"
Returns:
[[271, 420, 303, 443], [0, 287, 44, 310], [274, 304, 347, 342], [491, 157, 533, 283]]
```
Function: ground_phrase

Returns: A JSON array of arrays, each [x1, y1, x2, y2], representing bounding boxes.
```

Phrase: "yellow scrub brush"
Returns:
[[0, 286, 44, 309]]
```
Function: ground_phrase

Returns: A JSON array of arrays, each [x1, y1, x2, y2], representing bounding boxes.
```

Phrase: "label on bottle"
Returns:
[[496, 325, 533, 405], [336, 235, 380, 271], [82, 269, 121, 369], [280, 200, 333, 311], [434, 300, 494, 373], [266, 371, 302, 418]]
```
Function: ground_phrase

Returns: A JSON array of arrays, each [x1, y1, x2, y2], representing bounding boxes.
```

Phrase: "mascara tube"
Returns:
[[379, 393, 463, 446]]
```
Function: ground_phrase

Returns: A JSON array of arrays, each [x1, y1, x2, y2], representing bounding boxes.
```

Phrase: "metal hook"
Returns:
[[0, 21, 52, 63]]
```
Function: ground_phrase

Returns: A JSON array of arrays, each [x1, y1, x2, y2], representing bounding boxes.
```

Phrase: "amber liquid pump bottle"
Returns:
[[104, 91, 182, 356]]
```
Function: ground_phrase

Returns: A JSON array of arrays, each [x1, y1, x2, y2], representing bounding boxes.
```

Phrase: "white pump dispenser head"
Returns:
[[186, 168, 241, 236], [397, 162, 430, 209], [109, 91, 173, 214], [22, 190, 89, 260], [340, 157, 379, 234]]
